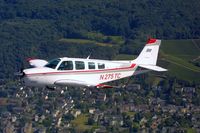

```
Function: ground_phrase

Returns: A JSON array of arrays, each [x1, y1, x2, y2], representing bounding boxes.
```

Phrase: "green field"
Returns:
[[71, 114, 90, 131], [59, 38, 114, 47], [71, 114, 99, 132], [161, 40, 200, 56], [159, 39, 200, 83], [114, 54, 136, 60]]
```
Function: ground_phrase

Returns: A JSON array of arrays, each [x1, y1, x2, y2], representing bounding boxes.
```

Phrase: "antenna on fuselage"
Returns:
[[86, 53, 92, 59]]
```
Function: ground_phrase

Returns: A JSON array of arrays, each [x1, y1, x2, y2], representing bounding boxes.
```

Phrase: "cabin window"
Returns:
[[88, 62, 95, 69], [45, 58, 61, 69], [98, 63, 105, 69], [58, 61, 73, 70], [75, 61, 85, 70]]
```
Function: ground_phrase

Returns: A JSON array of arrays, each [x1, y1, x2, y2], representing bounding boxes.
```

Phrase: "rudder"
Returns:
[[133, 38, 161, 65]]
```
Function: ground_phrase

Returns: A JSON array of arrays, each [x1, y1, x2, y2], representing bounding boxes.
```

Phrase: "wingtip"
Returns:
[[96, 84, 113, 89], [27, 57, 36, 62]]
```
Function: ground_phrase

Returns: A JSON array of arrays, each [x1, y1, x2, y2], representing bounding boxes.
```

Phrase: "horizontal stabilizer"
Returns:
[[139, 65, 167, 72]]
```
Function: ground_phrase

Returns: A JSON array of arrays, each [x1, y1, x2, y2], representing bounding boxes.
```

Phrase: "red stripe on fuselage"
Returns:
[[26, 64, 136, 76]]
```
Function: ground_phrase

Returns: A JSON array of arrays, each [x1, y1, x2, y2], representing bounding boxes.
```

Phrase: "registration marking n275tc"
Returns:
[[100, 73, 121, 80]]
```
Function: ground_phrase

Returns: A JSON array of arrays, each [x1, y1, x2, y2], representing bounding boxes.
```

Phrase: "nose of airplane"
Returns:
[[21, 71, 27, 85], [17, 67, 54, 87], [21, 73, 35, 87], [21, 69, 32, 85], [14, 69, 25, 79], [14, 69, 28, 86], [21, 68, 44, 87]]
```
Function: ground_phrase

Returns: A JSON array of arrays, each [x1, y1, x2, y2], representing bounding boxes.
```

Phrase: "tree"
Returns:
[[87, 117, 95, 125]]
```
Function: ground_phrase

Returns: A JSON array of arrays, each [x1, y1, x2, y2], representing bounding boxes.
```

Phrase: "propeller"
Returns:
[[14, 61, 25, 79], [14, 68, 25, 79]]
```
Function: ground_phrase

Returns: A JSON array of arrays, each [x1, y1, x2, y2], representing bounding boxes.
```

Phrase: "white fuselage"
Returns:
[[22, 57, 137, 88], [20, 39, 167, 88]]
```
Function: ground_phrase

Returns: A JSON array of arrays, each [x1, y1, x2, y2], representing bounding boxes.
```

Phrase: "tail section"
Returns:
[[133, 38, 161, 65], [133, 38, 167, 72]]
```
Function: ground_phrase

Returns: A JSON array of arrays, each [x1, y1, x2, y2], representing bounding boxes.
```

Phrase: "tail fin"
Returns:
[[133, 38, 161, 65], [133, 38, 167, 71]]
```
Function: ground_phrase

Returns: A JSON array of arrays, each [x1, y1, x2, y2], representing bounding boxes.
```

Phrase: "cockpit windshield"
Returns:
[[45, 58, 61, 69]]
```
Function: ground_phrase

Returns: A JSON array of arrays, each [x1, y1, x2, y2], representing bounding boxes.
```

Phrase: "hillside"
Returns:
[[1, 1, 200, 132], [0, 0, 199, 84]]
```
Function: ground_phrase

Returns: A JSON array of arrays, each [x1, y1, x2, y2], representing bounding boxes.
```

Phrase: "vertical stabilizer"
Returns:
[[133, 39, 161, 65]]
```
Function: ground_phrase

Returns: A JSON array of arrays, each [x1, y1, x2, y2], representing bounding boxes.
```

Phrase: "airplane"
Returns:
[[16, 38, 167, 89]]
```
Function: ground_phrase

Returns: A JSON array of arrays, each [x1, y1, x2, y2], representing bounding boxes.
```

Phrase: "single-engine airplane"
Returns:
[[16, 38, 167, 89]]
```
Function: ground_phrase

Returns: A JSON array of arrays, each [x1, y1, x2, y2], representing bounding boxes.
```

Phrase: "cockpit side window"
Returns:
[[45, 59, 61, 69], [75, 61, 85, 70], [58, 61, 73, 70]]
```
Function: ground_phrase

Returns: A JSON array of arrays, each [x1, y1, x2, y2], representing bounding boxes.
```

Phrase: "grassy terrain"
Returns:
[[58, 33, 126, 48], [126, 111, 136, 117], [84, 32, 125, 45], [71, 114, 90, 131], [161, 40, 200, 56], [59, 38, 114, 47], [186, 128, 197, 133], [192, 39, 200, 49], [147, 76, 164, 87], [114, 54, 136, 60], [159, 39, 200, 83], [71, 114, 99, 132], [161, 54, 200, 72]]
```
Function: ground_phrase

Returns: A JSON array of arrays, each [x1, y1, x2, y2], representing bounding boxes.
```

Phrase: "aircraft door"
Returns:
[[57, 61, 73, 70]]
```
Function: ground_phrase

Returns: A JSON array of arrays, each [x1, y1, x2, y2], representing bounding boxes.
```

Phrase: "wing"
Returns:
[[54, 79, 91, 87], [54, 79, 114, 89], [96, 84, 113, 89]]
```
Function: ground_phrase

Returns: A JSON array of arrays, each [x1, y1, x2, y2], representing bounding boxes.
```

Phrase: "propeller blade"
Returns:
[[14, 69, 25, 78], [14, 72, 24, 76]]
